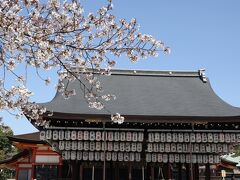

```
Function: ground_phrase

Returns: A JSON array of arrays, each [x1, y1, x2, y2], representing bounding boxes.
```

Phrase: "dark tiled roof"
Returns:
[[9, 132, 44, 144], [0, 150, 29, 166], [40, 69, 240, 119]]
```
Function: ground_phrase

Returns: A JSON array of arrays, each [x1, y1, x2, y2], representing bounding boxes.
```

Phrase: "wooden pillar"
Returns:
[[194, 164, 199, 180], [205, 164, 210, 180], [115, 163, 119, 180], [150, 166, 154, 180], [58, 165, 62, 178], [185, 164, 190, 180], [72, 161, 77, 180], [129, 164, 132, 180], [178, 163, 182, 180], [79, 163, 83, 180], [167, 163, 172, 179]]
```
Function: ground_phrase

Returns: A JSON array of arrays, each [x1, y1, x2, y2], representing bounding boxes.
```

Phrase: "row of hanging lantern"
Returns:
[[62, 151, 141, 162], [146, 143, 235, 154], [40, 130, 144, 142], [145, 153, 220, 164], [148, 132, 240, 143], [52, 141, 143, 152]]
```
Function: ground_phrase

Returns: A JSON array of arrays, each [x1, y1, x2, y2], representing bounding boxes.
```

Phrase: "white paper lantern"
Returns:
[[146, 153, 151, 162], [138, 132, 144, 142], [126, 132, 132, 142], [40, 131, 46, 140], [62, 151, 70, 160], [94, 152, 100, 161], [152, 153, 157, 162], [160, 133, 166, 142], [236, 134, 240, 143], [213, 133, 219, 143], [148, 133, 154, 142], [182, 144, 188, 153], [229, 145, 235, 153], [89, 152, 94, 161], [118, 152, 123, 161], [77, 152, 82, 160], [219, 133, 225, 143], [120, 132, 126, 141], [163, 154, 168, 163], [169, 154, 174, 163], [217, 144, 223, 153], [102, 142, 107, 151], [112, 152, 118, 161], [166, 133, 172, 142], [175, 154, 180, 163], [172, 133, 178, 142], [214, 155, 220, 163], [120, 142, 125, 152], [197, 155, 202, 163], [207, 133, 213, 143], [180, 154, 185, 163], [171, 143, 176, 152], [96, 142, 101, 151], [153, 143, 159, 152], [184, 133, 190, 142], [108, 142, 113, 151], [230, 134, 236, 143], [108, 132, 114, 141], [71, 151, 76, 160], [77, 131, 83, 140], [59, 130, 64, 140], [190, 133, 195, 142], [129, 152, 135, 162], [178, 133, 183, 143], [132, 143, 137, 152], [137, 143, 142, 152], [59, 141, 65, 150], [196, 133, 202, 143], [65, 141, 71, 150], [225, 133, 231, 143], [114, 142, 119, 151], [125, 142, 131, 152], [200, 144, 205, 153], [96, 131, 101, 141], [71, 131, 77, 140], [165, 143, 171, 152], [147, 143, 153, 152], [206, 143, 211, 153], [89, 131, 95, 141], [194, 144, 200, 153], [192, 155, 197, 163], [159, 143, 165, 152], [52, 130, 59, 140], [203, 155, 208, 164], [65, 130, 71, 140], [90, 142, 95, 151], [158, 154, 163, 162], [154, 133, 160, 142], [177, 144, 182, 152], [202, 133, 207, 143], [135, 153, 141, 162], [84, 141, 89, 151], [114, 132, 120, 141], [78, 141, 83, 150], [83, 152, 88, 161], [186, 155, 190, 163], [124, 153, 129, 161], [106, 152, 112, 161], [83, 131, 89, 140], [71, 141, 77, 150], [46, 130, 52, 140], [211, 144, 217, 152], [208, 155, 213, 164]]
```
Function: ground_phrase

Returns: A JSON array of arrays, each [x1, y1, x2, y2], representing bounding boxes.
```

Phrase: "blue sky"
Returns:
[[1, 0, 240, 134]]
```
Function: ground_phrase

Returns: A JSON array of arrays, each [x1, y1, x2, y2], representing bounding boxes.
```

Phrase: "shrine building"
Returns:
[[2, 69, 240, 180]]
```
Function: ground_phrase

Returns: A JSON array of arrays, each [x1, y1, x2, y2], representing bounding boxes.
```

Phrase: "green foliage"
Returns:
[[0, 118, 16, 179]]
